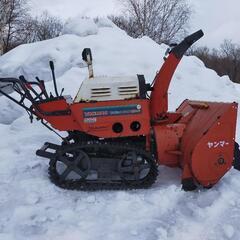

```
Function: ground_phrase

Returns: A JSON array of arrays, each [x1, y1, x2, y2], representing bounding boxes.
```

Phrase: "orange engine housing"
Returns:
[[37, 98, 151, 138]]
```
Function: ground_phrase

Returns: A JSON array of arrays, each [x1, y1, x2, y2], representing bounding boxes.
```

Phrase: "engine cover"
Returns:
[[74, 75, 141, 102]]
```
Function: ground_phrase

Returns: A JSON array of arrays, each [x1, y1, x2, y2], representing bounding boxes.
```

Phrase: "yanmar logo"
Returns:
[[207, 141, 230, 149]]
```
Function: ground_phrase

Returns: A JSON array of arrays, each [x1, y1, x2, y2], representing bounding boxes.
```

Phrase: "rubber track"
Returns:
[[48, 142, 158, 191]]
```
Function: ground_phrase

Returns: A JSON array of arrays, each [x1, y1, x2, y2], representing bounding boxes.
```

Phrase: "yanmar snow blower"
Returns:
[[0, 30, 239, 191]]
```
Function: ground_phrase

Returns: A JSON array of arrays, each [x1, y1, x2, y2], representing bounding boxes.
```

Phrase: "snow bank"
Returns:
[[1, 18, 240, 240], [0, 16, 114, 81], [63, 16, 99, 37], [95, 17, 114, 28], [0, 98, 24, 125]]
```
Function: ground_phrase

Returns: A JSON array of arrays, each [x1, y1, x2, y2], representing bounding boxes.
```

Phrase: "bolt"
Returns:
[[218, 158, 225, 165]]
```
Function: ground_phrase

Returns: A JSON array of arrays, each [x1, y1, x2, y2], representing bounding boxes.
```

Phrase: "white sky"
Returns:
[[30, 0, 118, 18], [189, 0, 240, 47], [30, 0, 240, 48]]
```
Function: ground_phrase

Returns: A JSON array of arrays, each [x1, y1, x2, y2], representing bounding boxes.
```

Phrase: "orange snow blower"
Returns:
[[0, 30, 239, 191]]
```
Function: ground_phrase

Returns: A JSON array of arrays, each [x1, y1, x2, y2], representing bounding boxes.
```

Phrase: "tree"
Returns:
[[30, 11, 63, 42], [0, 0, 30, 53], [109, 0, 191, 44], [0, 1, 63, 55], [0, 1, 7, 31], [219, 40, 240, 83], [0, 1, 7, 53], [190, 40, 240, 84]]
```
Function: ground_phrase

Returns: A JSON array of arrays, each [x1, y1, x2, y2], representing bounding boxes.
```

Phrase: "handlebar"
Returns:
[[0, 77, 70, 117]]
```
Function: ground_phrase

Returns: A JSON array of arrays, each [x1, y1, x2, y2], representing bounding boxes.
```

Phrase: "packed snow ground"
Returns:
[[1, 18, 240, 240]]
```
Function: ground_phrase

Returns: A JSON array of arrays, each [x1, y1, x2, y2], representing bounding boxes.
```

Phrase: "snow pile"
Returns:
[[63, 17, 99, 37], [95, 17, 114, 28], [1, 18, 240, 240], [0, 17, 115, 81]]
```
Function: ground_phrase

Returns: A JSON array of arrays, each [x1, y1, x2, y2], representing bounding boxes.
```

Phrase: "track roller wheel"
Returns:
[[50, 149, 91, 182], [118, 151, 152, 181]]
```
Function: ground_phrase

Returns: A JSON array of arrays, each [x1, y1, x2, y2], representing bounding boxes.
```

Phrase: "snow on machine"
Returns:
[[0, 30, 239, 191]]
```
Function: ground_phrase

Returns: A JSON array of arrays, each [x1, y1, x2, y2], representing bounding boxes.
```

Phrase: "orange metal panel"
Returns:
[[177, 100, 238, 187], [70, 99, 150, 138], [154, 123, 185, 167], [37, 98, 79, 130], [38, 98, 151, 138]]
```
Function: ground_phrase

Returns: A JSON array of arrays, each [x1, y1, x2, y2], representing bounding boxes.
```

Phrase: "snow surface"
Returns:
[[1, 17, 240, 240], [63, 17, 99, 37]]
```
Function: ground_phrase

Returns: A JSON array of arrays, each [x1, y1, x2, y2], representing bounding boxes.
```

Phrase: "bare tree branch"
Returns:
[[0, 0, 63, 54], [109, 0, 191, 44], [189, 40, 240, 83]]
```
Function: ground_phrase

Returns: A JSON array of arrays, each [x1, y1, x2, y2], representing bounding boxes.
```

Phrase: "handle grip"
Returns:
[[82, 48, 93, 63], [49, 61, 55, 71]]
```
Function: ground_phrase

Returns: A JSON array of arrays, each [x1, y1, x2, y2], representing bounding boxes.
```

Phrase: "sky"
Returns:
[[189, 0, 240, 47], [30, 0, 240, 48]]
